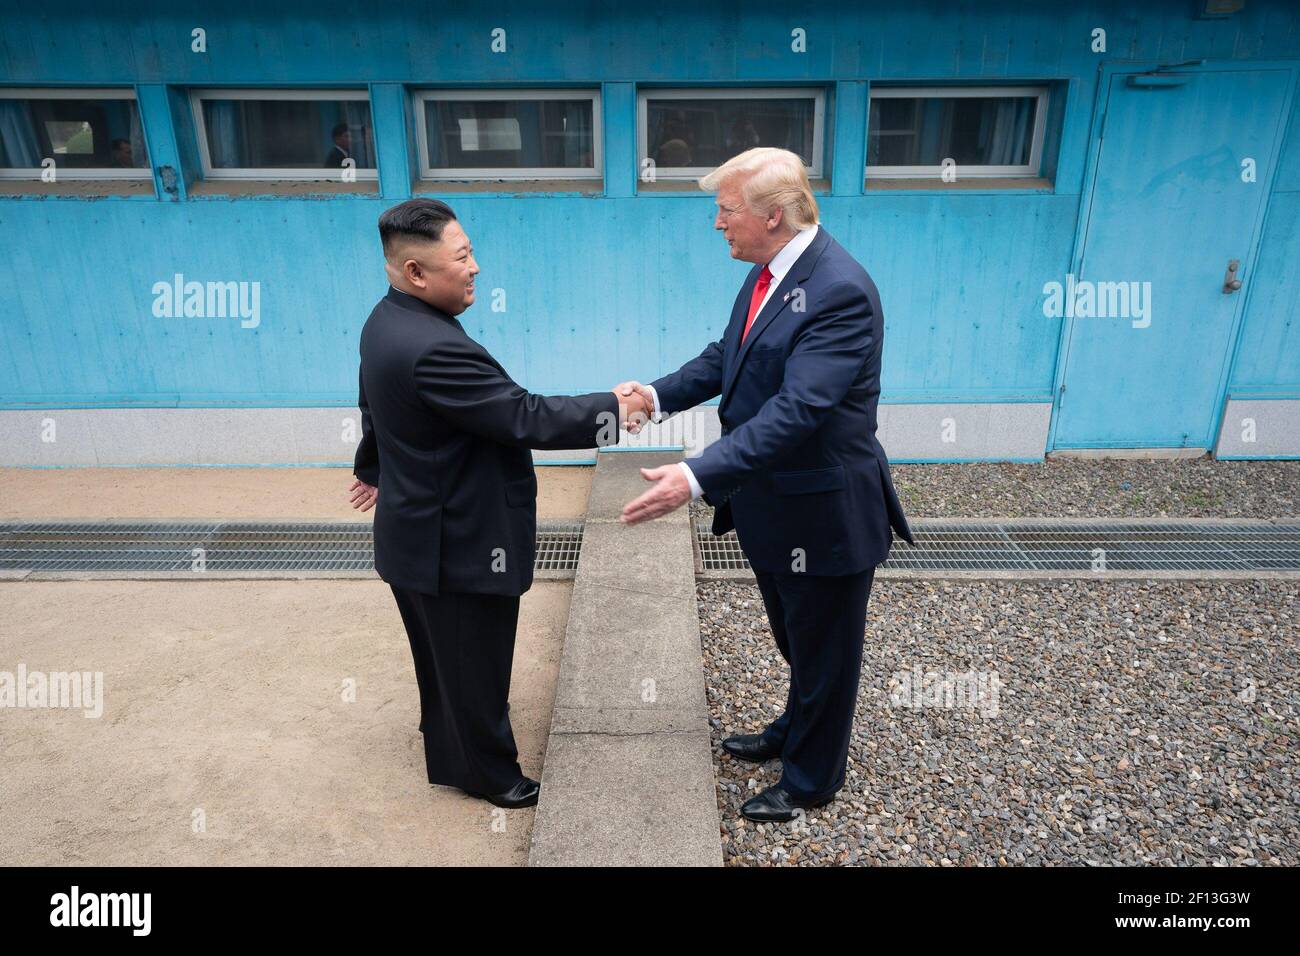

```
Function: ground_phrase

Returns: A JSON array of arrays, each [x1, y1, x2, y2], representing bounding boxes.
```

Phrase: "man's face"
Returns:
[[394, 219, 479, 315], [713, 175, 779, 264], [336, 130, 352, 151]]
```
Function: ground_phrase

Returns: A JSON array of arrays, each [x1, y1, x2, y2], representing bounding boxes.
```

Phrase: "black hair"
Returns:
[[332, 123, 350, 139], [378, 199, 458, 256], [110, 138, 130, 150]]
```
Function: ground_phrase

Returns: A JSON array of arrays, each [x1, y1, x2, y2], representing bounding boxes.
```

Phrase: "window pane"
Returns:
[[423, 98, 595, 171], [646, 97, 816, 169], [0, 97, 148, 169], [201, 98, 375, 170], [868, 94, 1039, 168]]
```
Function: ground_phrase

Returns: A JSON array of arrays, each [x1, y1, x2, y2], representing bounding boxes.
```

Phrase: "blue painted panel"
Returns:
[[841, 194, 1078, 394], [1273, 90, 1300, 192], [1235, 64, 1300, 400], [3, 0, 1296, 86], [0, 199, 385, 405], [0, 0, 1297, 451], [1229, 194, 1300, 393], [0, 192, 1081, 405], [1055, 66, 1292, 448]]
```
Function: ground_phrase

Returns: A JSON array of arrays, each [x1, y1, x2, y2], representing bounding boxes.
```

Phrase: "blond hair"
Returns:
[[699, 147, 819, 232]]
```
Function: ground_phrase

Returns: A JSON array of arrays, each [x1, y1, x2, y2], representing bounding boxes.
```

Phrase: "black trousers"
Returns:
[[751, 566, 876, 802], [388, 585, 525, 794]]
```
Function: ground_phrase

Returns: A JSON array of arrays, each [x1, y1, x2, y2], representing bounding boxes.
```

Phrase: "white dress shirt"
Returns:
[[646, 224, 820, 499]]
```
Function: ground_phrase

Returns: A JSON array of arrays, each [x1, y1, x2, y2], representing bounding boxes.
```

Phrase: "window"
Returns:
[[639, 88, 824, 181], [414, 90, 600, 181], [867, 86, 1049, 179], [0, 89, 150, 180], [191, 89, 376, 180]]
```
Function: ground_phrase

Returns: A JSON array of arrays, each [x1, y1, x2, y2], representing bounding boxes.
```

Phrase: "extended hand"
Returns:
[[620, 465, 690, 524], [612, 381, 654, 434], [348, 477, 378, 512]]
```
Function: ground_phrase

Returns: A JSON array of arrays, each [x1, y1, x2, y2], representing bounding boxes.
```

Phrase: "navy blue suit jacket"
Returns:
[[650, 227, 914, 576]]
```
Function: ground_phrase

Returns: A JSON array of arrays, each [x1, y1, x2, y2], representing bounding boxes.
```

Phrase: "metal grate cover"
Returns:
[[695, 519, 1300, 573], [0, 521, 583, 574]]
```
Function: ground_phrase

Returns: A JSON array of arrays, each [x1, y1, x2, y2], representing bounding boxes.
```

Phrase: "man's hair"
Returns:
[[378, 199, 458, 257], [699, 147, 819, 231], [332, 123, 349, 139], [110, 138, 130, 150]]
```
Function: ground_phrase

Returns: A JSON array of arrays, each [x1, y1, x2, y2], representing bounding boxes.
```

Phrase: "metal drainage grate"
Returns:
[[0, 521, 583, 574], [695, 519, 1300, 574], [536, 522, 583, 572]]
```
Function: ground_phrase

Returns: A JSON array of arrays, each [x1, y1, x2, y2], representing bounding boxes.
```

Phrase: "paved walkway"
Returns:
[[529, 452, 722, 866]]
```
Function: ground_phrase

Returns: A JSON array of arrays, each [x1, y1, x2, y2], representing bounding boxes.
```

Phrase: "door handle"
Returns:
[[1223, 259, 1242, 294]]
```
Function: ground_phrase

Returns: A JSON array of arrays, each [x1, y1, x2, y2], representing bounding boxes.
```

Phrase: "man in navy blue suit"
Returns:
[[618, 147, 914, 822]]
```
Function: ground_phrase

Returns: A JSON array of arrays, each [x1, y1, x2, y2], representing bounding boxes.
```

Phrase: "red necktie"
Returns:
[[740, 265, 773, 344]]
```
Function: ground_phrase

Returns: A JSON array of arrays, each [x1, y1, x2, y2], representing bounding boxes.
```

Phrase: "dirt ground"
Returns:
[[0, 465, 595, 865], [0, 578, 570, 866], [0, 465, 593, 522]]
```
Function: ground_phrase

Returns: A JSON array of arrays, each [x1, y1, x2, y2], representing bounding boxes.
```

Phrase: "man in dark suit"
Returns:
[[324, 123, 351, 169], [350, 199, 649, 809], [618, 147, 914, 822]]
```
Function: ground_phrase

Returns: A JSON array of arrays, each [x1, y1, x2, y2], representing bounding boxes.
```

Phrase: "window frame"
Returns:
[[0, 87, 152, 181], [190, 87, 379, 181], [866, 85, 1050, 179], [637, 87, 826, 182], [413, 88, 603, 182]]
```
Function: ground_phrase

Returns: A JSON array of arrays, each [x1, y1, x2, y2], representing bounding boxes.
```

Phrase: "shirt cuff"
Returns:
[[678, 462, 703, 500], [645, 384, 664, 424]]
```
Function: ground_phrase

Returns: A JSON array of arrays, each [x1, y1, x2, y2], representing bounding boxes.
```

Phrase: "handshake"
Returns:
[[611, 380, 655, 435], [609, 380, 694, 524], [350, 378, 692, 525]]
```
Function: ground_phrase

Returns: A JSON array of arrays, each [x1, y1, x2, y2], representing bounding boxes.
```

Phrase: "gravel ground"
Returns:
[[689, 458, 1300, 520], [699, 578, 1300, 866]]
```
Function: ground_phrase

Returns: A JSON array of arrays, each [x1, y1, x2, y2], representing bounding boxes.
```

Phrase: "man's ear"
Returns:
[[403, 258, 426, 289], [766, 207, 785, 232]]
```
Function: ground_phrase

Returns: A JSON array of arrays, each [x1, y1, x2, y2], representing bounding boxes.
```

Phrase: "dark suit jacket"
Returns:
[[354, 286, 619, 596], [650, 227, 914, 576]]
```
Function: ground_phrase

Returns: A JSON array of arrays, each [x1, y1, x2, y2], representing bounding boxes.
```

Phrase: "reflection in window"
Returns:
[[419, 95, 597, 178], [643, 93, 821, 177], [196, 93, 375, 176], [0, 93, 148, 176], [868, 87, 1047, 177]]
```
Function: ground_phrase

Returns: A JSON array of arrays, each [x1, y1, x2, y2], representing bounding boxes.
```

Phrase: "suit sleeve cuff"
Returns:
[[645, 384, 665, 424], [678, 461, 703, 500]]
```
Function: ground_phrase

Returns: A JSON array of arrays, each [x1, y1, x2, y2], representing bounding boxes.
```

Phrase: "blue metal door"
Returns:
[[1052, 66, 1290, 449]]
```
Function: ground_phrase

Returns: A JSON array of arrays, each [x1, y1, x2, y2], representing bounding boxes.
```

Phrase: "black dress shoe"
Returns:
[[465, 776, 540, 809], [740, 785, 833, 823], [722, 733, 782, 762]]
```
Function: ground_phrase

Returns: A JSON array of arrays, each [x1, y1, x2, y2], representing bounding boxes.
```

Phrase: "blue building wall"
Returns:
[[1, 0, 1298, 463]]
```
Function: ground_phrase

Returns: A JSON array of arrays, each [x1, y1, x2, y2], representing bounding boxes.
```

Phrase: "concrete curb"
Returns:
[[528, 452, 723, 867]]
